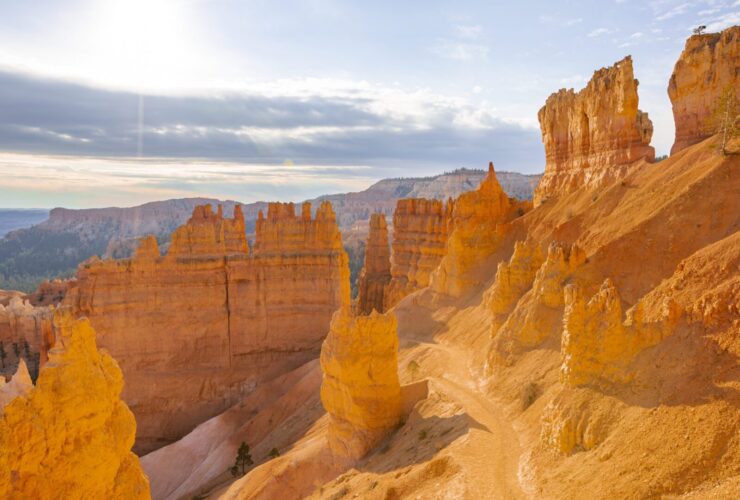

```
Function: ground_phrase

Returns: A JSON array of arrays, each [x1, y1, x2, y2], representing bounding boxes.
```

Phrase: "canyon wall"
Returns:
[[357, 213, 391, 315], [320, 307, 402, 459], [534, 56, 655, 205], [668, 26, 739, 154], [0, 297, 53, 379], [384, 198, 452, 308], [65, 202, 349, 453], [0, 308, 150, 499], [432, 163, 530, 296]]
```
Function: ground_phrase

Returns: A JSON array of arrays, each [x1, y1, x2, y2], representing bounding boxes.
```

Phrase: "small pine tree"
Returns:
[[23, 341, 30, 359], [0, 342, 5, 369], [12, 342, 19, 359], [268, 447, 280, 459], [230, 442, 253, 477], [705, 85, 739, 155]]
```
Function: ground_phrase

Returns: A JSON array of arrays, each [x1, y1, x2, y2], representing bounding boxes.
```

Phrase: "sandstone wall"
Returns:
[[432, 163, 530, 296], [0, 308, 150, 499], [357, 213, 391, 315], [668, 26, 739, 154], [535, 56, 655, 205], [0, 297, 53, 379], [65, 203, 349, 453], [320, 307, 402, 459], [383, 198, 451, 309]]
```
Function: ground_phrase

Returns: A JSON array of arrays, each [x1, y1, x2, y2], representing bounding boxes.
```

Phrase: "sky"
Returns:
[[0, 0, 737, 208]]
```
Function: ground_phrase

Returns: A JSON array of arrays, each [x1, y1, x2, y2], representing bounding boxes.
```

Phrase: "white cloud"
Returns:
[[472, 85, 482, 94], [431, 40, 489, 61], [656, 2, 691, 21], [630, 32, 644, 38], [455, 24, 483, 39], [559, 75, 586, 86], [588, 27, 612, 37], [703, 11, 740, 32]]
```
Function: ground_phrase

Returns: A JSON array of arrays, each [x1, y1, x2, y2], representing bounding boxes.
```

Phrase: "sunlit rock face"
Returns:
[[357, 213, 391, 315], [487, 242, 585, 367], [0, 308, 150, 499], [561, 279, 681, 388], [432, 163, 530, 297], [384, 198, 452, 309], [534, 56, 654, 206], [668, 26, 740, 155], [65, 202, 349, 453], [320, 307, 402, 460]]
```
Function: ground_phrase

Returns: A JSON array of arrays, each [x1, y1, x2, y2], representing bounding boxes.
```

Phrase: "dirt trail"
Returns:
[[401, 320, 526, 499]]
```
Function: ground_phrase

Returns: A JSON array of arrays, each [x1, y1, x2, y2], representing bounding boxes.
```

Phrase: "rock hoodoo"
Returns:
[[65, 202, 350, 453], [357, 213, 391, 315], [320, 307, 402, 459], [383, 198, 452, 309], [0, 308, 150, 499], [534, 56, 655, 205], [668, 26, 739, 154], [432, 163, 530, 296]]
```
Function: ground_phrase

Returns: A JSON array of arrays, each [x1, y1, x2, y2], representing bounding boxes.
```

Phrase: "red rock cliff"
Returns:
[[357, 213, 391, 315], [668, 26, 739, 155], [383, 198, 452, 309], [65, 203, 349, 453], [535, 56, 654, 205]]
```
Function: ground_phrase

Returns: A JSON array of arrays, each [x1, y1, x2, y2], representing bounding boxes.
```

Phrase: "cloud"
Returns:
[[703, 11, 740, 31], [559, 75, 586, 86], [0, 70, 544, 177], [588, 28, 613, 37], [630, 32, 644, 38], [655, 2, 691, 21], [455, 24, 483, 39], [539, 15, 583, 27], [431, 40, 489, 60]]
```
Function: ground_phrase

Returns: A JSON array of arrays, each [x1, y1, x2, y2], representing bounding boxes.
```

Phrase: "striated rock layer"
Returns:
[[0, 297, 54, 378], [384, 198, 452, 309], [320, 307, 402, 459], [668, 26, 739, 154], [535, 56, 654, 205], [0, 308, 150, 499], [432, 163, 530, 296], [65, 202, 350, 453], [357, 213, 391, 315]]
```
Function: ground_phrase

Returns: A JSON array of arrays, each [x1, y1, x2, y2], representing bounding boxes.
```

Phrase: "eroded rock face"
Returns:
[[0, 297, 54, 378], [65, 202, 350, 453], [668, 26, 740, 155], [488, 242, 586, 367], [320, 307, 402, 459], [535, 56, 654, 205], [384, 198, 452, 309], [357, 213, 391, 315], [0, 308, 150, 499], [432, 163, 530, 296], [561, 279, 681, 387]]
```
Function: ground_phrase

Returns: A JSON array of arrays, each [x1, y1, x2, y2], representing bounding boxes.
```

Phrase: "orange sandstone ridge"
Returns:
[[669, 26, 740, 154], [64, 201, 349, 453], [383, 197, 452, 309], [357, 213, 391, 315], [534, 56, 654, 206], [0, 308, 150, 499], [432, 162, 531, 296]]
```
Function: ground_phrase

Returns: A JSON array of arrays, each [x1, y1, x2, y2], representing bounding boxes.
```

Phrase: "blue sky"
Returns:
[[0, 0, 737, 208]]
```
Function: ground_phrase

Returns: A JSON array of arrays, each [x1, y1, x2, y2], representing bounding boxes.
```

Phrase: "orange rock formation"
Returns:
[[668, 26, 740, 154], [0, 308, 150, 499], [432, 163, 530, 296], [0, 297, 54, 377], [65, 202, 349, 453], [320, 307, 402, 459], [384, 198, 451, 309], [357, 213, 391, 315], [534, 56, 655, 205]]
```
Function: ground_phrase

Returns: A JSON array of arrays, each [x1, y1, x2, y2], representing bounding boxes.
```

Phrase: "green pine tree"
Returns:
[[231, 442, 253, 477]]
